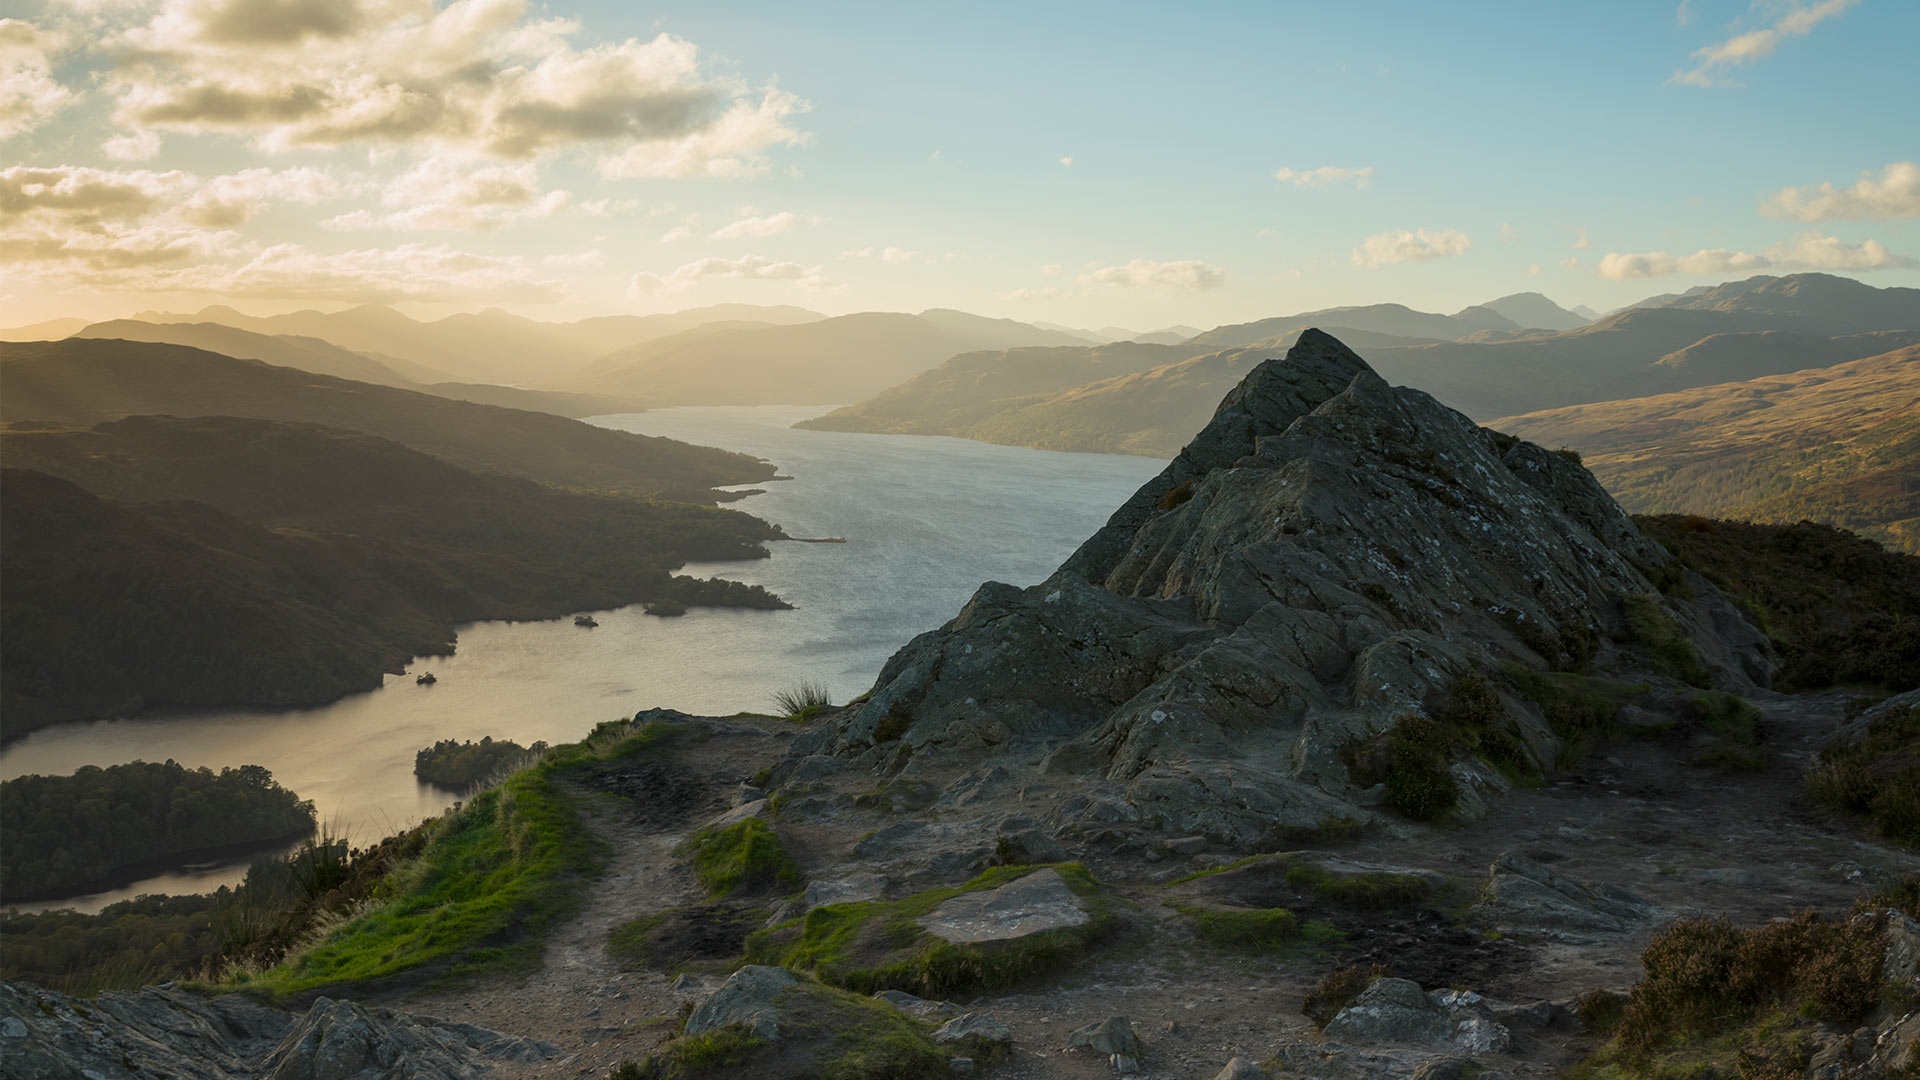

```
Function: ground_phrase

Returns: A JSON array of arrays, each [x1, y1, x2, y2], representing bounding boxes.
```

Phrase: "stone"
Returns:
[[1686, 867, 1764, 889], [1213, 1057, 1268, 1080], [798, 871, 888, 913], [875, 990, 962, 1020], [1322, 979, 1511, 1054], [1470, 851, 1658, 939], [1111, 1052, 1139, 1073], [262, 997, 558, 1080], [1165, 836, 1208, 856], [701, 799, 767, 829], [918, 867, 1090, 943], [948, 1058, 974, 1075], [0, 982, 554, 1080], [932, 1013, 1013, 1052], [1065, 1015, 1140, 1057], [683, 965, 798, 1042], [1883, 911, 1920, 983]]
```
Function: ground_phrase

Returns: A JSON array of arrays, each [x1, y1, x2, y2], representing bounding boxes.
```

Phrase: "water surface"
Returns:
[[1, 407, 1164, 911]]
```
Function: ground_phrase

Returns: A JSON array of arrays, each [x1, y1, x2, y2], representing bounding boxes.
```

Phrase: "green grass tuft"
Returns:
[[770, 681, 833, 722], [1174, 903, 1298, 950], [683, 818, 803, 898]]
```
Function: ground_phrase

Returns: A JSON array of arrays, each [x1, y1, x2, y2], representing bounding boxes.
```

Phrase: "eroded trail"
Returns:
[[401, 721, 793, 1076]]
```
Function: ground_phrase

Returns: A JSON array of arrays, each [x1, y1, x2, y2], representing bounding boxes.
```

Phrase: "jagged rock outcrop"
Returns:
[[0, 982, 557, 1080], [783, 330, 1757, 846], [1322, 979, 1510, 1053], [1469, 851, 1662, 940]]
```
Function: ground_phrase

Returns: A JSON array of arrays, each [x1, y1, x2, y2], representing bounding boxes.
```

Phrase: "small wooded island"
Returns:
[[0, 760, 314, 902], [414, 737, 547, 790]]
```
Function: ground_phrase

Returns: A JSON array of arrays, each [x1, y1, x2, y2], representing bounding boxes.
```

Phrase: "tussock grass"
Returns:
[[1172, 903, 1299, 950], [1303, 963, 1391, 1029], [770, 681, 833, 722]]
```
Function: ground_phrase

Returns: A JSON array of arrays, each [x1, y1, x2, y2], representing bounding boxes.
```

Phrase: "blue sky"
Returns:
[[3, 0, 1915, 329]]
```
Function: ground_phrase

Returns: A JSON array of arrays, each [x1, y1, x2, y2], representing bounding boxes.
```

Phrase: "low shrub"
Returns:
[[1806, 700, 1920, 847], [1303, 963, 1391, 1029]]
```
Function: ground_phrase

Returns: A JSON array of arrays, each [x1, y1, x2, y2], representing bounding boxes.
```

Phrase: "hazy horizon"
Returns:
[[4, 1, 1917, 330]]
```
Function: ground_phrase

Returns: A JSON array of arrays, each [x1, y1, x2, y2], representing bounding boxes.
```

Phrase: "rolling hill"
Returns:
[[563, 309, 1090, 405], [0, 414, 787, 739], [1476, 292, 1591, 331], [1188, 302, 1521, 349], [1491, 346, 1919, 553], [0, 339, 774, 496]]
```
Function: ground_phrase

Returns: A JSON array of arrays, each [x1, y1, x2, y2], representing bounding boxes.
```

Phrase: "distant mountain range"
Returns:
[[560, 309, 1091, 405], [1490, 344, 1920, 554], [802, 274, 1919, 547], [35, 302, 828, 387]]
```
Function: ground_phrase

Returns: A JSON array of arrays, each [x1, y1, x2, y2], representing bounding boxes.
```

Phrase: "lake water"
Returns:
[[0, 407, 1165, 912]]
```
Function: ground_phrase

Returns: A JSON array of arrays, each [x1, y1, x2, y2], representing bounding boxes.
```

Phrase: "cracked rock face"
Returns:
[[0, 982, 558, 1080], [785, 329, 1757, 845]]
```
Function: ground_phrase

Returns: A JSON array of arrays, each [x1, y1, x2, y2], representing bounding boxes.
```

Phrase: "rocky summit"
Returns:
[[781, 329, 1763, 846]]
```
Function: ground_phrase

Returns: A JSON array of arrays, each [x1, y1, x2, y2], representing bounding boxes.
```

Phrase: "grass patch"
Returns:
[[1806, 699, 1920, 847], [770, 681, 833, 723], [743, 863, 1112, 999], [1282, 860, 1434, 910], [1173, 902, 1299, 950], [220, 721, 682, 998], [684, 818, 803, 898], [1621, 592, 1711, 687]]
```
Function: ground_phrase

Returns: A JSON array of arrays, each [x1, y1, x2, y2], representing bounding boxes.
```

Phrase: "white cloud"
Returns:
[[1529, 263, 1542, 275], [0, 18, 75, 140], [1351, 227, 1471, 267], [1499, 222, 1517, 241], [628, 253, 834, 295], [1039, 263, 1061, 277], [1762, 162, 1920, 221], [1078, 258, 1224, 292], [659, 224, 693, 243], [1672, 0, 1860, 87], [1560, 256, 1580, 269], [323, 159, 569, 232], [709, 205, 822, 239], [1676, 0, 1696, 27], [1272, 165, 1373, 189], [1572, 226, 1590, 250], [841, 245, 921, 264], [1596, 230, 1913, 279], [103, 129, 163, 160], [1002, 285, 1087, 301], [92, 3, 809, 177]]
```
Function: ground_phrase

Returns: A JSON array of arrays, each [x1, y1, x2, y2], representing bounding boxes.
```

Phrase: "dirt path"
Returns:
[[400, 723, 792, 1077]]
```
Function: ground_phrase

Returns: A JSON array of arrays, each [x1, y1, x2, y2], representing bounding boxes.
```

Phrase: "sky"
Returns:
[[2, 0, 1916, 330]]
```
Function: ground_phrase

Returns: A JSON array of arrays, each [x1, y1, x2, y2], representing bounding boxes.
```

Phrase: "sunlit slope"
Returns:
[[1495, 346, 1920, 553]]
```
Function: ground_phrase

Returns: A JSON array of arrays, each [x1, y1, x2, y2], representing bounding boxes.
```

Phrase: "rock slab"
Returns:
[[918, 867, 1090, 943]]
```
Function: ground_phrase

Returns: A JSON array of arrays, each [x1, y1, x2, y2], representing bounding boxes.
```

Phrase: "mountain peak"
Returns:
[[780, 329, 1759, 846]]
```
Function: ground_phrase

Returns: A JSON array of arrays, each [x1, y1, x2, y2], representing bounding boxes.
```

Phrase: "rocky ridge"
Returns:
[[779, 329, 1763, 849]]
